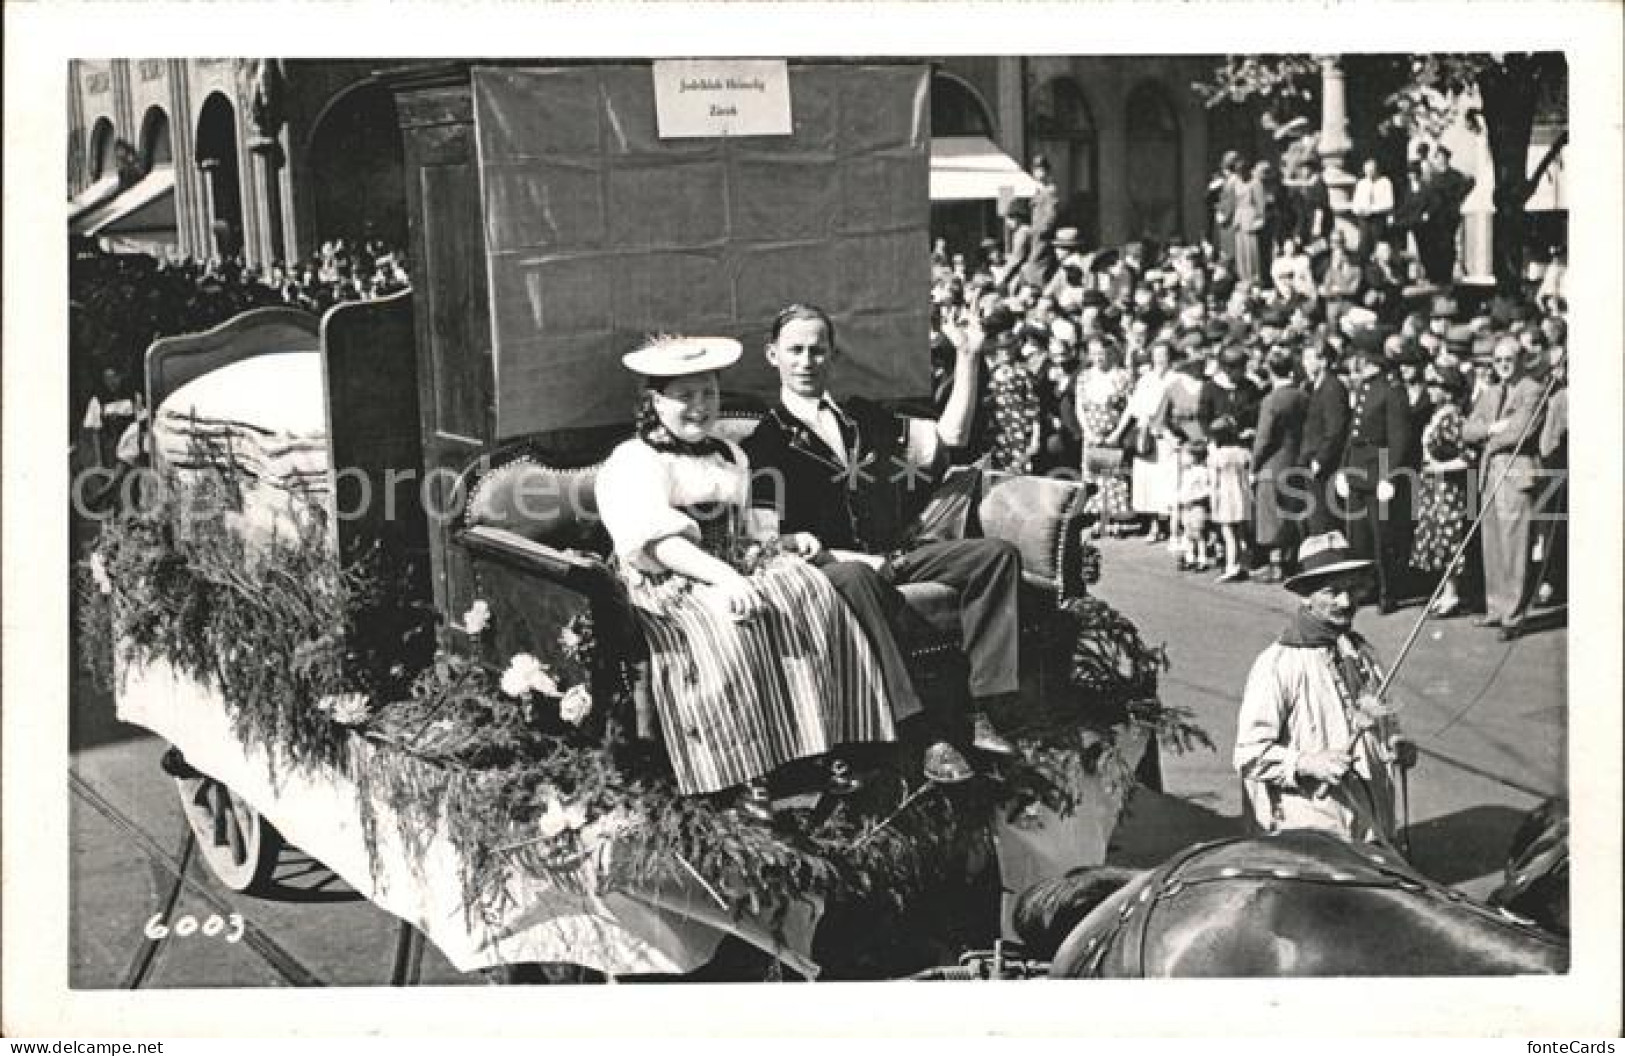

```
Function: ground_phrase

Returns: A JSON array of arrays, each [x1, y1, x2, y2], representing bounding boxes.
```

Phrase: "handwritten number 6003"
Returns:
[[145, 912, 245, 943]]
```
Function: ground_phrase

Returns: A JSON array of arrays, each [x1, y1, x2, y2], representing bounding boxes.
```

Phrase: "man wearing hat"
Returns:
[[1234, 531, 1413, 844], [743, 303, 1022, 775], [1042, 227, 1086, 302], [1334, 325, 1413, 613]]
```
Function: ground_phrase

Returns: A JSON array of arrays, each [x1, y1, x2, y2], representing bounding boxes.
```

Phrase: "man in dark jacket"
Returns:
[[742, 303, 1021, 780], [1299, 338, 1349, 535], [1334, 328, 1413, 612], [1417, 146, 1476, 285]]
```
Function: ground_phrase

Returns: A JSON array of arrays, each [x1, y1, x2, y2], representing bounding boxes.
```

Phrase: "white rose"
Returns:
[[500, 653, 558, 698], [89, 552, 113, 596], [463, 599, 491, 636], [558, 684, 593, 726], [319, 692, 371, 726], [535, 794, 589, 840]]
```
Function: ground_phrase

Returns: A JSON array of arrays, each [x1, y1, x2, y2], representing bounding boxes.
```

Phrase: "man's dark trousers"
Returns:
[[1341, 484, 1405, 610], [816, 538, 1021, 737]]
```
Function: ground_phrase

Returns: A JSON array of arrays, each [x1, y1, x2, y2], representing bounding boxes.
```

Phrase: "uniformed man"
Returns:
[[1333, 327, 1412, 613]]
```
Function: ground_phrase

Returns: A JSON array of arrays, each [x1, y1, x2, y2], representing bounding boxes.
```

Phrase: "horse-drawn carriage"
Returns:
[[85, 58, 1180, 981], [82, 58, 1566, 986], [91, 278, 1170, 980]]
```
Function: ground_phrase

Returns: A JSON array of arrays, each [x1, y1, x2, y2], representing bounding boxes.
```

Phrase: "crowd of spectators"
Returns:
[[928, 159, 1568, 638], [69, 236, 410, 485]]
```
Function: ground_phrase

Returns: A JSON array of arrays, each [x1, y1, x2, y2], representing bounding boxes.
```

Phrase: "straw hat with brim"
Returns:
[[622, 336, 743, 378], [1284, 531, 1376, 595]]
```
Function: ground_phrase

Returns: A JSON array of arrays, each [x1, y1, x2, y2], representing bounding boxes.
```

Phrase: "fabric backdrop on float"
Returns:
[[472, 62, 932, 439]]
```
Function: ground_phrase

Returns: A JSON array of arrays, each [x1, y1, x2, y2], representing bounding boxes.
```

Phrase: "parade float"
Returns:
[[76, 61, 1206, 982]]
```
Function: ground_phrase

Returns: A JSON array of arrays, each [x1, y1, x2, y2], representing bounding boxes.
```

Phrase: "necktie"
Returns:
[[815, 398, 848, 466]]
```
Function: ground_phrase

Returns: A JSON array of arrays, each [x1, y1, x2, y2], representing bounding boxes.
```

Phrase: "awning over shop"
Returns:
[[68, 175, 123, 226], [930, 136, 1039, 202], [70, 168, 177, 239]]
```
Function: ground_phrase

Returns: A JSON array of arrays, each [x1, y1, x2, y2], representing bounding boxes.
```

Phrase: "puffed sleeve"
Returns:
[[594, 440, 700, 569], [1234, 646, 1302, 792]]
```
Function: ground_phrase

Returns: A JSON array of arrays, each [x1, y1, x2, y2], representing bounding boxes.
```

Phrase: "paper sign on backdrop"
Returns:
[[652, 59, 792, 138]]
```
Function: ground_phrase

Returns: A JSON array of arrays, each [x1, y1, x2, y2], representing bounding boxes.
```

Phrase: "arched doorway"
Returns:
[[930, 71, 997, 139], [1124, 82, 1183, 240], [89, 118, 116, 180], [305, 79, 408, 254], [1030, 76, 1099, 247], [140, 107, 173, 170], [196, 92, 244, 258], [929, 71, 1003, 261]]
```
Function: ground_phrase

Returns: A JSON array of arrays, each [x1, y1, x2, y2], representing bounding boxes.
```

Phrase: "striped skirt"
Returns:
[[622, 555, 897, 795]]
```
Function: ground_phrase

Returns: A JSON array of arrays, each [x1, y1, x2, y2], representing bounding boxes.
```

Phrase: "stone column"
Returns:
[[251, 138, 287, 265], [1317, 55, 1359, 245], [196, 157, 220, 256], [995, 57, 1027, 163]]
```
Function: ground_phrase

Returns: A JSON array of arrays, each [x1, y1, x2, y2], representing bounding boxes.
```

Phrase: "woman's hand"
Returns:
[[781, 532, 823, 561], [707, 573, 765, 622]]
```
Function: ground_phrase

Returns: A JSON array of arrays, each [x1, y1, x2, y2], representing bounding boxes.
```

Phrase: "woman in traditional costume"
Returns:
[[594, 337, 897, 821]]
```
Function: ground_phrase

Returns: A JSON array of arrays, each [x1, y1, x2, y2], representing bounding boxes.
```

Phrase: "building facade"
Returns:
[[933, 55, 1221, 255], [68, 59, 410, 266]]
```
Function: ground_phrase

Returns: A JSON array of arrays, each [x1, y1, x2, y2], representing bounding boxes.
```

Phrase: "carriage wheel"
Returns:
[[171, 768, 282, 894]]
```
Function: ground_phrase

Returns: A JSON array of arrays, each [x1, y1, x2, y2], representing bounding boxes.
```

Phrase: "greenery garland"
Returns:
[[78, 464, 1205, 975]]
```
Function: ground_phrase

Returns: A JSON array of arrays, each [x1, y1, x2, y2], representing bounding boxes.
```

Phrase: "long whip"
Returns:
[[1333, 369, 1560, 852], [1372, 368, 1561, 700]]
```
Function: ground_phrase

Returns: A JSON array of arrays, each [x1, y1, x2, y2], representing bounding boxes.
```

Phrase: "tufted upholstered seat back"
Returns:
[[462, 411, 766, 552], [459, 410, 1093, 605]]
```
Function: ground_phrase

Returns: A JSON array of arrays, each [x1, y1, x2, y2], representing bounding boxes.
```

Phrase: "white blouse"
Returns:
[[595, 438, 751, 573]]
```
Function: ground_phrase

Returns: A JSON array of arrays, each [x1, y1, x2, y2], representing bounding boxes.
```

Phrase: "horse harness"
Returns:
[[1065, 830, 1557, 978]]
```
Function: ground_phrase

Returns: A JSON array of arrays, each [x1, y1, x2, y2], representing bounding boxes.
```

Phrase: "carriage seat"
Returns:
[[455, 409, 1095, 656]]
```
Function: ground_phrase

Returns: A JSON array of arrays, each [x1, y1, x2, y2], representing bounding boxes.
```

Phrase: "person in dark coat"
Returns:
[[1334, 328, 1413, 612], [1417, 146, 1476, 285], [1299, 338, 1349, 536], [742, 303, 1021, 777], [1198, 347, 1263, 581], [1251, 348, 1310, 582]]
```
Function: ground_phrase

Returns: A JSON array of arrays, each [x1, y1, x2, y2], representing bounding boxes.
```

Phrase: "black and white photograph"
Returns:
[[5, 1, 1621, 1040]]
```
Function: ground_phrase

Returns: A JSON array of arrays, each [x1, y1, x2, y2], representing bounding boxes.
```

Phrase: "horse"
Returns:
[[1488, 796, 1569, 937], [1013, 829, 1567, 977]]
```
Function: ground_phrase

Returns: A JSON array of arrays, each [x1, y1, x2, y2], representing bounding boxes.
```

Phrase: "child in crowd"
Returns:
[[1207, 416, 1253, 583], [1177, 440, 1213, 571]]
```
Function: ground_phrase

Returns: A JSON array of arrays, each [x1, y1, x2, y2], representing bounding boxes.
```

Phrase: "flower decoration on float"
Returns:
[[462, 599, 491, 637], [500, 653, 559, 699], [1351, 692, 1401, 732], [316, 692, 373, 727], [558, 684, 593, 727], [89, 551, 114, 596], [535, 792, 589, 840]]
